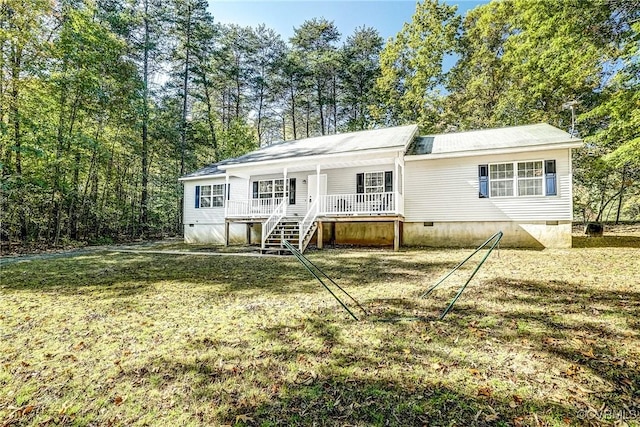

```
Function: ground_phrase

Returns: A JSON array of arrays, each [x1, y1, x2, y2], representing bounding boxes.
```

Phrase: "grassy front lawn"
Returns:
[[1, 243, 638, 426]]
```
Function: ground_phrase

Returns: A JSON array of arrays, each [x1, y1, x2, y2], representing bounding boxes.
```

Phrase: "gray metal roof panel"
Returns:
[[225, 124, 418, 165], [426, 123, 579, 155], [181, 124, 418, 178]]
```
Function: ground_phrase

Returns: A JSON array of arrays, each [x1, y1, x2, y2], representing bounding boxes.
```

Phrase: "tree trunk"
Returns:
[[282, 114, 286, 141], [615, 165, 627, 225], [332, 74, 337, 133], [306, 97, 311, 138], [234, 56, 241, 119], [316, 81, 324, 135], [179, 2, 193, 230], [256, 74, 265, 145], [68, 149, 81, 240], [180, 3, 192, 177], [200, 64, 219, 160], [10, 41, 27, 241], [140, 0, 150, 234], [289, 78, 296, 140]]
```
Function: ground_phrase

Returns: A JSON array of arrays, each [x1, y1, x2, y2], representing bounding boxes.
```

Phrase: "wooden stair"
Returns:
[[261, 219, 300, 255]]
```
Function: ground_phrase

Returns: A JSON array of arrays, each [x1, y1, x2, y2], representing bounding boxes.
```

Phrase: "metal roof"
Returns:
[[181, 124, 418, 179], [182, 123, 580, 180], [407, 123, 580, 156]]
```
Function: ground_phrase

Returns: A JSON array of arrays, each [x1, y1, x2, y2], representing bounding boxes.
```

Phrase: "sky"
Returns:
[[208, 0, 489, 43]]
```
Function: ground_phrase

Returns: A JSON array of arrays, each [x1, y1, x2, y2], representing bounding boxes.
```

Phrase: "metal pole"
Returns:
[[285, 240, 367, 316], [421, 231, 502, 298], [438, 231, 502, 320], [283, 240, 361, 321]]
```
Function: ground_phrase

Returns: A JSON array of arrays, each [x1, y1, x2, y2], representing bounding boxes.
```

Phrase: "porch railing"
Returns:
[[226, 192, 402, 220], [227, 198, 283, 218], [320, 192, 396, 215], [299, 199, 319, 252], [261, 198, 287, 249]]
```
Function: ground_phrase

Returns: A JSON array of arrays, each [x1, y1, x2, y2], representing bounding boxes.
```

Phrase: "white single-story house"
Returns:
[[179, 123, 582, 252]]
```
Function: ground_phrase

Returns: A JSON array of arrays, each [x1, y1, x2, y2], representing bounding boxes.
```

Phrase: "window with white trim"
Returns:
[[489, 163, 514, 197], [485, 161, 546, 198], [256, 179, 285, 199], [517, 161, 543, 196], [365, 172, 384, 193], [357, 171, 393, 195], [198, 184, 225, 208]]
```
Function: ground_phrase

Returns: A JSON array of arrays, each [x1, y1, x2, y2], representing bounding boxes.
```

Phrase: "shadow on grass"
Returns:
[[131, 352, 579, 426], [102, 273, 639, 426], [0, 251, 453, 299], [445, 277, 640, 409], [247, 378, 576, 427]]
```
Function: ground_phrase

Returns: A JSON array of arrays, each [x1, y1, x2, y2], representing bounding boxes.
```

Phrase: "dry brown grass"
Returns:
[[0, 241, 638, 426]]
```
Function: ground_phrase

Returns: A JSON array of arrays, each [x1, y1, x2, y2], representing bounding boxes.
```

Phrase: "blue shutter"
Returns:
[[478, 165, 489, 198], [384, 171, 393, 192], [252, 181, 259, 199], [545, 160, 557, 196], [195, 185, 201, 208], [356, 173, 364, 194], [289, 178, 296, 205]]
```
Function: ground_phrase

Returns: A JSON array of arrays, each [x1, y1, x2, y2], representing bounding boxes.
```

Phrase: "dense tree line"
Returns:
[[1, 0, 638, 247]]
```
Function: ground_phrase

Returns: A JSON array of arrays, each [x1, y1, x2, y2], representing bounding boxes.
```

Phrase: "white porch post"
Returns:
[[224, 173, 230, 218], [283, 167, 288, 216], [224, 173, 230, 246], [394, 157, 401, 214], [316, 164, 321, 212]]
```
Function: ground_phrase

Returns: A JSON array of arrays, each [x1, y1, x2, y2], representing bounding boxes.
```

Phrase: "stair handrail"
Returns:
[[299, 199, 319, 251], [261, 198, 287, 249]]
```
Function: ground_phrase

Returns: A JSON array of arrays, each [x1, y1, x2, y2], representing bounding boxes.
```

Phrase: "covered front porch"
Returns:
[[221, 158, 406, 253]]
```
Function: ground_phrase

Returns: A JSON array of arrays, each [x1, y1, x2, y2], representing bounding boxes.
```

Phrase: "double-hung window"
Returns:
[[357, 171, 393, 194], [257, 179, 284, 199], [195, 184, 225, 208], [480, 160, 555, 198], [517, 161, 543, 196], [252, 178, 296, 204], [489, 163, 515, 197], [365, 172, 385, 193], [257, 180, 273, 199]]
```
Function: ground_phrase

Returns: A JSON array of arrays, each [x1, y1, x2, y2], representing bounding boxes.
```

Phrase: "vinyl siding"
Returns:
[[248, 172, 309, 217], [404, 148, 573, 222], [324, 163, 397, 195], [183, 177, 246, 225]]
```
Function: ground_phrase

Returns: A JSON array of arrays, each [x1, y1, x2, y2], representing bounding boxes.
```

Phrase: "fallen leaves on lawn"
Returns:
[[235, 414, 254, 423], [477, 386, 493, 397], [511, 394, 523, 406], [542, 337, 562, 346], [580, 348, 595, 359], [294, 370, 317, 385]]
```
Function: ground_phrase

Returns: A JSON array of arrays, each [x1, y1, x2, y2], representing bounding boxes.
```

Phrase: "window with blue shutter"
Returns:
[[195, 185, 201, 208], [478, 164, 489, 198], [545, 160, 557, 196]]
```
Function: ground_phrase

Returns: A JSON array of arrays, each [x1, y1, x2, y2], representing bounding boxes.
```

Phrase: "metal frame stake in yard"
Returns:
[[283, 240, 367, 321], [421, 231, 503, 320]]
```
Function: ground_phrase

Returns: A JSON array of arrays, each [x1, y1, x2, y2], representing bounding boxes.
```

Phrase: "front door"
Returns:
[[307, 174, 327, 208]]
